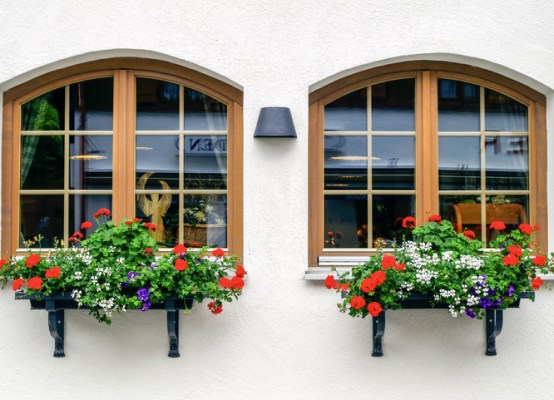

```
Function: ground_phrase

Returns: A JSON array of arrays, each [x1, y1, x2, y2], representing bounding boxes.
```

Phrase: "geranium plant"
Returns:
[[326, 215, 549, 320], [0, 209, 245, 324]]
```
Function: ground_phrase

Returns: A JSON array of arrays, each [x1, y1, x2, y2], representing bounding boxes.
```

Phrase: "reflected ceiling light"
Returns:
[[69, 154, 107, 160], [136, 146, 154, 151], [327, 183, 349, 187], [329, 156, 381, 161]]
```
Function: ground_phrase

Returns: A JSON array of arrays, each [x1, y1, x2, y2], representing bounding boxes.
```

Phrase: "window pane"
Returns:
[[69, 195, 112, 239], [184, 136, 227, 190], [136, 136, 179, 190], [486, 196, 528, 243], [183, 194, 227, 248], [439, 136, 481, 190], [21, 88, 65, 131], [184, 89, 227, 131], [69, 136, 113, 189], [324, 135, 367, 190], [440, 195, 483, 240], [21, 135, 64, 189], [372, 195, 414, 247], [69, 78, 113, 130], [324, 195, 367, 248], [485, 136, 528, 190], [324, 89, 367, 131], [372, 79, 415, 131], [485, 89, 528, 132], [372, 136, 414, 189], [136, 193, 179, 247], [20, 195, 64, 248], [438, 79, 480, 132], [136, 78, 179, 130]]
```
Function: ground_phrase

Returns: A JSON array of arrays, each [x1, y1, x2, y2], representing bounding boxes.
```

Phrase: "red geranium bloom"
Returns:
[[92, 208, 111, 218], [207, 301, 223, 314], [0, 258, 8, 270], [69, 231, 84, 243], [26, 277, 43, 291], [230, 276, 244, 289], [337, 282, 350, 291], [402, 216, 416, 229], [124, 220, 133, 225], [463, 230, 476, 240], [219, 277, 232, 288], [25, 253, 41, 268], [394, 263, 406, 271], [235, 264, 246, 278], [174, 259, 188, 271], [533, 224, 541, 231], [508, 245, 523, 257], [427, 214, 442, 223], [360, 277, 377, 293], [532, 255, 547, 267], [519, 223, 533, 235], [133, 217, 141, 222], [531, 276, 545, 290], [12, 278, 24, 291], [367, 301, 383, 317], [371, 270, 386, 286], [324, 275, 337, 289], [381, 255, 396, 269], [80, 221, 93, 229], [173, 244, 188, 255], [212, 248, 225, 257], [45, 266, 61, 279], [503, 253, 519, 267], [349, 296, 366, 310], [144, 222, 156, 231], [490, 221, 506, 230], [145, 248, 153, 255]]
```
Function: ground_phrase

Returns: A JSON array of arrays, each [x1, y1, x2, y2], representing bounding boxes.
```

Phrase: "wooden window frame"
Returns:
[[308, 61, 547, 267], [2, 58, 244, 258]]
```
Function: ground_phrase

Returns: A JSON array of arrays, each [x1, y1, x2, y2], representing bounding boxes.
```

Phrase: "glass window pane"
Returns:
[[183, 194, 227, 248], [69, 195, 112, 239], [324, 195, 367, 248], [324, 136, 367, 190], [372, 195, 414, 246], [21, 135, 64, 189], [184, 135, 227, 189], [69, 78, 113, 130], [372, 136, 414, 190], [324, 89, 367, 131], [20, 195, 64, 248], [439, 136, 481, 190], [136, 193, 179, 248], [69, 135, 112, 189], [438, 79, 480, 132], [184, 89, 227, 131], [372, 79, 415, 131], [21, 88, 65, 131], [440, 195, 483, 240], [485, 136, 528, 190], [486, 196, 528, 244], [485, 89, 528, 132], [136, 136, 179, 190], [136, 78, 179, 130]]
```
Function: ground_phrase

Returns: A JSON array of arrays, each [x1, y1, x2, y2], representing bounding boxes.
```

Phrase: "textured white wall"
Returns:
[[1, 1, 554, 399]]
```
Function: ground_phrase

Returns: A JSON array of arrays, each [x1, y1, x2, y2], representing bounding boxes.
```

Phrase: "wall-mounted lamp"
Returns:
[[254, 107, 297, 138]]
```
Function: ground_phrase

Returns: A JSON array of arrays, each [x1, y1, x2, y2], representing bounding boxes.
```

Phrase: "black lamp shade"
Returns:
[[254, 107, 297, 138]]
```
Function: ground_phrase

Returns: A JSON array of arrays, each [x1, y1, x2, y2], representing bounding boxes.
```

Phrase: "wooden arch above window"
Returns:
[[308, 61, 546, 266], [2, 58, 243, 257]]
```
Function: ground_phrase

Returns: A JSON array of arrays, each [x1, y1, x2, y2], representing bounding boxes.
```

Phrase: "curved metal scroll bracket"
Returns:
[[372, 312, 386, 357], [46, 300, 65, 357], [486, 308, 504, 356], [166, 299, 180, 358]]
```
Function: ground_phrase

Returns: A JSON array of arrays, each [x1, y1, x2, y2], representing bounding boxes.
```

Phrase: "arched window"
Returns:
[[308, 61, 546, 266], [2, 58, 243, 256]]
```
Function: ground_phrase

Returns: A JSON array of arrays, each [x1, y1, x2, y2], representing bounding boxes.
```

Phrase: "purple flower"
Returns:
[[489, 289, 497, 297], [127, 271, 139, 280], [508, 284, 515, 297], [479, 298, 492, 308], [141, 300, 151, 312], [137, 287, 150, 302], [466, 308, 476, 319], [491, 297, 503, 307], [121, 282, 129, 289], [470, 287, 478, 296], [149, 263, 157, 269]]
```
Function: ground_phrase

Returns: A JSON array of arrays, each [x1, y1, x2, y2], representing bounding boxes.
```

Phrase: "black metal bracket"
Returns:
[[46, 300, 65, 358], [371, 312, 385, 357], [485, 308, 503, 356], [166, 299, 180, 358]]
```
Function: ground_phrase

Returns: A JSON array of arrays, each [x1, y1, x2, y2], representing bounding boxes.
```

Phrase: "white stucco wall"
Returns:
[[1, 1, 554, 399]]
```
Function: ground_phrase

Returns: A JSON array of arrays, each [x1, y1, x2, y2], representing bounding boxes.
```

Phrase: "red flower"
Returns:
[[371, 270, 386, 286], [427, 214, 442, 223], [207, 301, 223, 314], [212, 248, 225, 257], [324, 275, 337, 289], [174, 259, 188, 271], [125, 220, 133, 225], [219, 277, 232, 288], [0, 258, 8, 270], [45, 266, 61, 279], [508, 245, 523, 257], [71, 231, 84, 239], [402, 216, 416, 229], [235, 264, 246, 278], [190, 241, 201, 248], [533, 224, 541, 231], [531, 277, 545, 290], [463, 230, 476, 240], [327, 231, 334, 237], [367, 301, 383, 317], [349, 296, 366, 310], [133, 217, 141, 222], [26, 277, 43, 291], [144, 222, 156, 231], [532, 255, 547, 267], [230, 276, 245, 289], [503, 253, 519, 267], [394, 263, 406, 271], [381, 255, 396, 269], [490, 221, 506, 230], [145, 248, 153, 255], [360, 277, 377, 293], [80, 221, 93, 229], [519, 223, 533, 235], [173, 244, 188, 255], [12, 278, 24, 291], [92, 208, 111, 218], [25, 253, 41, 268], [337, 282, 350, 291]]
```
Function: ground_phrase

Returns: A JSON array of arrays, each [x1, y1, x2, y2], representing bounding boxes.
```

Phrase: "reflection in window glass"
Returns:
[[439, 136, 480, 190], [372, 195, 414, 247], [485, 136, 528, 190], [184, 89, 227, 131], [136, 195, 179, 247], [184, 135, 227, 189], [324, 136, 367, 190], [183, 194, 227, 248], [324, 195, 367, 248], [20, 195, 64, 248], [440, 195, 483, 240], [372, 136, 414, 190], [69, 78, 113, 130], [486, 195, 528, 244], [485, 89, 528, 132], [69, 195, 112, 239], [372, 79, 415, 131], [324, 89, 367, 131], [136, 78, 180, 130], [69, 136, 113, 189], [21, 88, 65, 131], [438, 79, 480, 132], [136, 136, 179, 190], [21, 135, 64, 190]]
